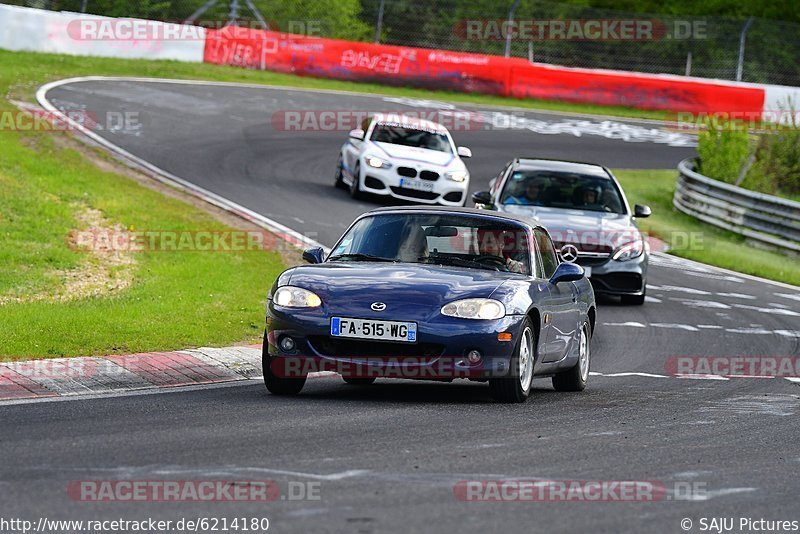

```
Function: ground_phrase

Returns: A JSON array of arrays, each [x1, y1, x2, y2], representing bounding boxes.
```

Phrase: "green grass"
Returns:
[[615, 169, 800, 286], [0, 77, 285, 358], [1, 49, 668, 121]]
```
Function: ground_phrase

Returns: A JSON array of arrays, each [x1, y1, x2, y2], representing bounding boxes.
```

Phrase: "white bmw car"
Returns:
[[334, 114, 472, 206]]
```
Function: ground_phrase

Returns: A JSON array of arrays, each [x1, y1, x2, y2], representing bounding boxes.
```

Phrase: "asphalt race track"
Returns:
[[1, 79, 798, 533]]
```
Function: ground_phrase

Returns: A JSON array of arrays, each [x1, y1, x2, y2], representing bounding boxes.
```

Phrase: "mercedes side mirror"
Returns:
[[457, 146, 472, 158], [471, 191, 493, 207], [348, 128, 365, 140]]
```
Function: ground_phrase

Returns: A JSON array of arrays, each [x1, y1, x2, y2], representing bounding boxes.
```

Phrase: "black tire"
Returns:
[[342, 377, 376, 386], [489, 318, 536, 403], [334, 155, 346, 189], [621, 287, 646, 306], [262, 332, 306, 395], [552, 321, 591, 392], [349, 162, 364, 199]]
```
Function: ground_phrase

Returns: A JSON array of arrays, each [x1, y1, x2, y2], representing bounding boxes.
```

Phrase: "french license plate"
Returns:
[[331, 317, 417, 343], [399, 178, 434, 192], [583, 266, 592, 278]]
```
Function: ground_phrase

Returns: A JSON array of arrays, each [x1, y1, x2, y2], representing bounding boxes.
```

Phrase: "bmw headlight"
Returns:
[[366, 155, 391, 169], [441, 298, 505, 320], [612, 239, 644, 261], [273, 286, 322, 308], [445, 170, 468, 182]]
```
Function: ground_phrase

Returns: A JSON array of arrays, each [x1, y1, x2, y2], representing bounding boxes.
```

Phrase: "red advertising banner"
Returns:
[[203, 27, 765, 114]]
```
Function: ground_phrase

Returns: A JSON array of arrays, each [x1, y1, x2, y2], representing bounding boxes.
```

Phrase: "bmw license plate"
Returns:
[[331, 317, 417, 343], [399, 178, 434, 192]]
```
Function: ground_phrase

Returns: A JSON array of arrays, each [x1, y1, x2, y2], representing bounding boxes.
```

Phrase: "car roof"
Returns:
[[371, 113, 447, 133], [512, 158, 612, 178], [364, 205, 546, 233]]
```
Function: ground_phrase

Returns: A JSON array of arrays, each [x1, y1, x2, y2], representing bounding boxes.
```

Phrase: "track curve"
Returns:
[[2, 77, 797, 532]]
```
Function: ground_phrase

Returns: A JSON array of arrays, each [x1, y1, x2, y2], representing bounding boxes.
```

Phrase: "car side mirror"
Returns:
[[348, 128, 364, 140], [471, 190, 493, 207], [302, 247, 325, 264], [457, 146, 472, 158], [549, 262, 585, 285], [634, 204, 651, 218]]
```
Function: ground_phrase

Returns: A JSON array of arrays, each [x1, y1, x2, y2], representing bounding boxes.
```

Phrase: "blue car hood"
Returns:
[[285, 262, 514, 316]]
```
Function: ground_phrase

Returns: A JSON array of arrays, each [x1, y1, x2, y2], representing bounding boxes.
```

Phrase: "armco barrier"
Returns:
[[674, 158, 800, 255], [203, 27, 767, 115]]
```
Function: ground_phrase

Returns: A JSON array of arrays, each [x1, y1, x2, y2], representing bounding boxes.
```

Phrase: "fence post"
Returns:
[[504, 0, 520, 58], [374, 0, 385, 44], [684, 51, 692, 76], [736, 17, 754, 82]]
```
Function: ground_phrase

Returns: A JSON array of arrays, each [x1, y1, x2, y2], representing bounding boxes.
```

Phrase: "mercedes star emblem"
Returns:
[[560, 244, 579, 263]]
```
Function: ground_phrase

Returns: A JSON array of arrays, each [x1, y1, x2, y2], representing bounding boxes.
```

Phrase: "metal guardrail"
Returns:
[[674, 158, 800, 255]]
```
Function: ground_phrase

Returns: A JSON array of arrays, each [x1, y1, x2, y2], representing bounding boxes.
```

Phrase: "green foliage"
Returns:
[[696, 118, 751, 184]]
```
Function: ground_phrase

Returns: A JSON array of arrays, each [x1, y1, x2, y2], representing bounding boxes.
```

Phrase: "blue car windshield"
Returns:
[[500, 170, 626, 214], [370, 124, 452, 153], [329, 214, 532, 275]]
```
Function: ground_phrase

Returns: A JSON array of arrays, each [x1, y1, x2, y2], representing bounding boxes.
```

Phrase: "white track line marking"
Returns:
[[651, 323, 700, 331], [675, 374, 730, 381]]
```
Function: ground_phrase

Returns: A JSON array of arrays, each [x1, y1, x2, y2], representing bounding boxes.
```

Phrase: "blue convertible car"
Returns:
[[264, 206, 596, 403]]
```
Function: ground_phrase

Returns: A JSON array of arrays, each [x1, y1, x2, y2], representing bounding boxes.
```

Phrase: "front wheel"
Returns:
[[552, 320, 591, 392], [262, 332, 306, 395], [489, 318, 535, 403], [349, 163, 364, 199], [334, 155, 346, 189]]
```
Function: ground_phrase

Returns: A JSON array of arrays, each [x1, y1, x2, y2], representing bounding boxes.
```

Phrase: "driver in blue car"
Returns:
[[476, 229, 527, 274]]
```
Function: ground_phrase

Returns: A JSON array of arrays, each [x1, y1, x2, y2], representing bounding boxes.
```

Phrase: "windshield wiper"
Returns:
[[327, 253, 396, 262], [423, 254, 498, 272]]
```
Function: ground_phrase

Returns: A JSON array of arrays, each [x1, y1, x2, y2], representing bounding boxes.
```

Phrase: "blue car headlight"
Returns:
[[274, 286, 322, 308], [441, 298, 505, 320]]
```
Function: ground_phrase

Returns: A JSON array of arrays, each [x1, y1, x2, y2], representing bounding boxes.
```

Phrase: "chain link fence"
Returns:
[[6, 0, 800, 86]]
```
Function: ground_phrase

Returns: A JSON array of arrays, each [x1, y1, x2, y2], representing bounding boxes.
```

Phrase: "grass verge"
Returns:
[[1, 49, 668, 121], [0, 61, 288, 357], [615, 169, 800, 287]]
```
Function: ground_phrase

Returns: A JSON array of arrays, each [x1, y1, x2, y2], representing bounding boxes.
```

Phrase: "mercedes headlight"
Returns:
[[441, 298, 505, 320], [273, 286, 322, 308], [612, 239, 644, 261], [366, 155, 391, 169], [445, 170, 468, 182]]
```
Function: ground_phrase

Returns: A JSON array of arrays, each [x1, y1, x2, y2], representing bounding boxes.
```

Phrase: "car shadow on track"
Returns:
[[246, 378, 601, 406]]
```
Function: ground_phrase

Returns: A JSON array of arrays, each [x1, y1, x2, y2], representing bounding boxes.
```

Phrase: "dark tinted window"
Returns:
[[370, 123, 452, 153], [330, 214, 531, 275], [500, 170, 625, 214]]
